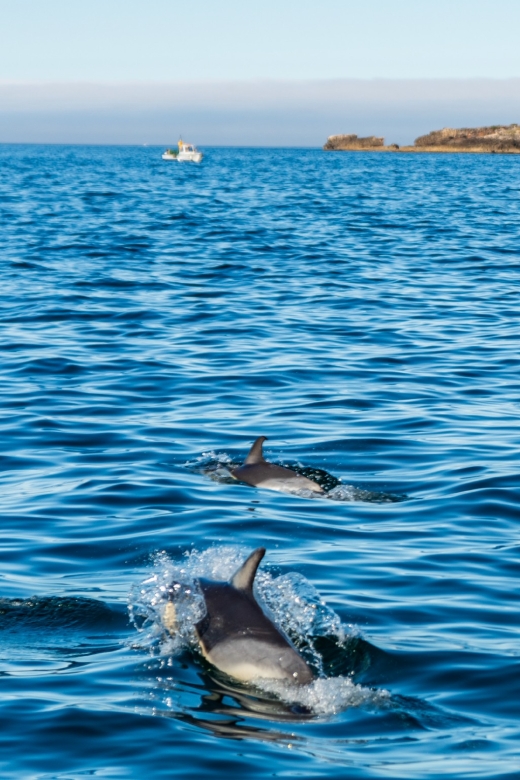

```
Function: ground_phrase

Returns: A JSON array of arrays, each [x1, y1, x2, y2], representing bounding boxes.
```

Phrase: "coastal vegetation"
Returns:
[[324, 124, 520, 153]]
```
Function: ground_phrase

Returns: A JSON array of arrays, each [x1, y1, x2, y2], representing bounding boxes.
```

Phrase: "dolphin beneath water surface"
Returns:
[[163, 547, 315, 686], [231, 436, 324, 495]]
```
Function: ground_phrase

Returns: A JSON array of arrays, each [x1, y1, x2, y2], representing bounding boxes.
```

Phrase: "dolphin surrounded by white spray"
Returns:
[[163, 547, 315, 686], [230, 436, 324, 495]]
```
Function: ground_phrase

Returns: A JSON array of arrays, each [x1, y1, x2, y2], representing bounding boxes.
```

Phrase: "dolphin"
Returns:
[[231, 436, 324, 495], [163, 547, 314, 686]]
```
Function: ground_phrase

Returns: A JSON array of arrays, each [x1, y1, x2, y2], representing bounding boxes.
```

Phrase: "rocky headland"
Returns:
[[324, 134, 399, 151], [324, 124, 520, 154]]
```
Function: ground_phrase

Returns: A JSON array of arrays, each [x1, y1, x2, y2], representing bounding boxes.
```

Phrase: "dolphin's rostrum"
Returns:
[[231, 436, 324, 494], [163, 547, 315, 686]]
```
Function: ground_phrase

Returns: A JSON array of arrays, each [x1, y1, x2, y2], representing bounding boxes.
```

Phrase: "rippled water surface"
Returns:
[[1, 144, 520, 779]]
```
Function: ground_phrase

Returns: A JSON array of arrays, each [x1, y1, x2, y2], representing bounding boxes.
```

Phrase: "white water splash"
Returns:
[[256, 675, 391, 717], [185, 451, 239, 484], [128, 546, 391, 717], [129, 545, 349, 657]]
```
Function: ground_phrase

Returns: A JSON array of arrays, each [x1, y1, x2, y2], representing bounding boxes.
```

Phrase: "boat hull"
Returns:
[[177, 152, 203, 163]]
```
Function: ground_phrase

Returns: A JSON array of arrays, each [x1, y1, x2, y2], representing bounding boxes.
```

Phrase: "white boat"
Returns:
[[162, 139, 203, 163]]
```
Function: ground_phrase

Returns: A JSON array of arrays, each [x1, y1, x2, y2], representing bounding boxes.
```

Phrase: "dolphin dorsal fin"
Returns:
[[231, 548, 266, 592], [244, 436, 267, 465]]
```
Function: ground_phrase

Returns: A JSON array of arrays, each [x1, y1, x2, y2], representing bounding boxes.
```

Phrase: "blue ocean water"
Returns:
[[1, 143, 519, 779]]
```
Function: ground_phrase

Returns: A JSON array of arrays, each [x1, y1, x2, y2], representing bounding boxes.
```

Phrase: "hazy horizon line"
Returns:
[[1, 78, 519, 146], [2, 76, 520, 85]]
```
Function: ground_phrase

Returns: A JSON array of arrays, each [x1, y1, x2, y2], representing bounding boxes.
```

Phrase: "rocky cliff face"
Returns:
[[414, 124, 520, 152], [324, 134, 387, 150]]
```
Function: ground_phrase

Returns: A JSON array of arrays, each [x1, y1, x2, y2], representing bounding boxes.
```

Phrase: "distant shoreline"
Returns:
[[324, 125, 520, 155], [324, 145, 520, 155]]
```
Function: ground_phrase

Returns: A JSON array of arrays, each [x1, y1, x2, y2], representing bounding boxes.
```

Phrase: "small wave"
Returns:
[[0, 596, 128, 661], [325, 484, 406, 503], [0, 596, 125, 633]]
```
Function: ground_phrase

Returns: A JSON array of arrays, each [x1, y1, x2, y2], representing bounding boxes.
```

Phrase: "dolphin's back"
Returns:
[[233, 462, 324, 493], [195, 579, 314, 685], [195, 547, 314, 685], [164, 548, 315, 686], [232, 436, 324, 494], [196, 580, 288, 653]]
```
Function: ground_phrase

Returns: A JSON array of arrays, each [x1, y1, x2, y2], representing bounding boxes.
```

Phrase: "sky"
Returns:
[[1, 0, 520, 144]]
